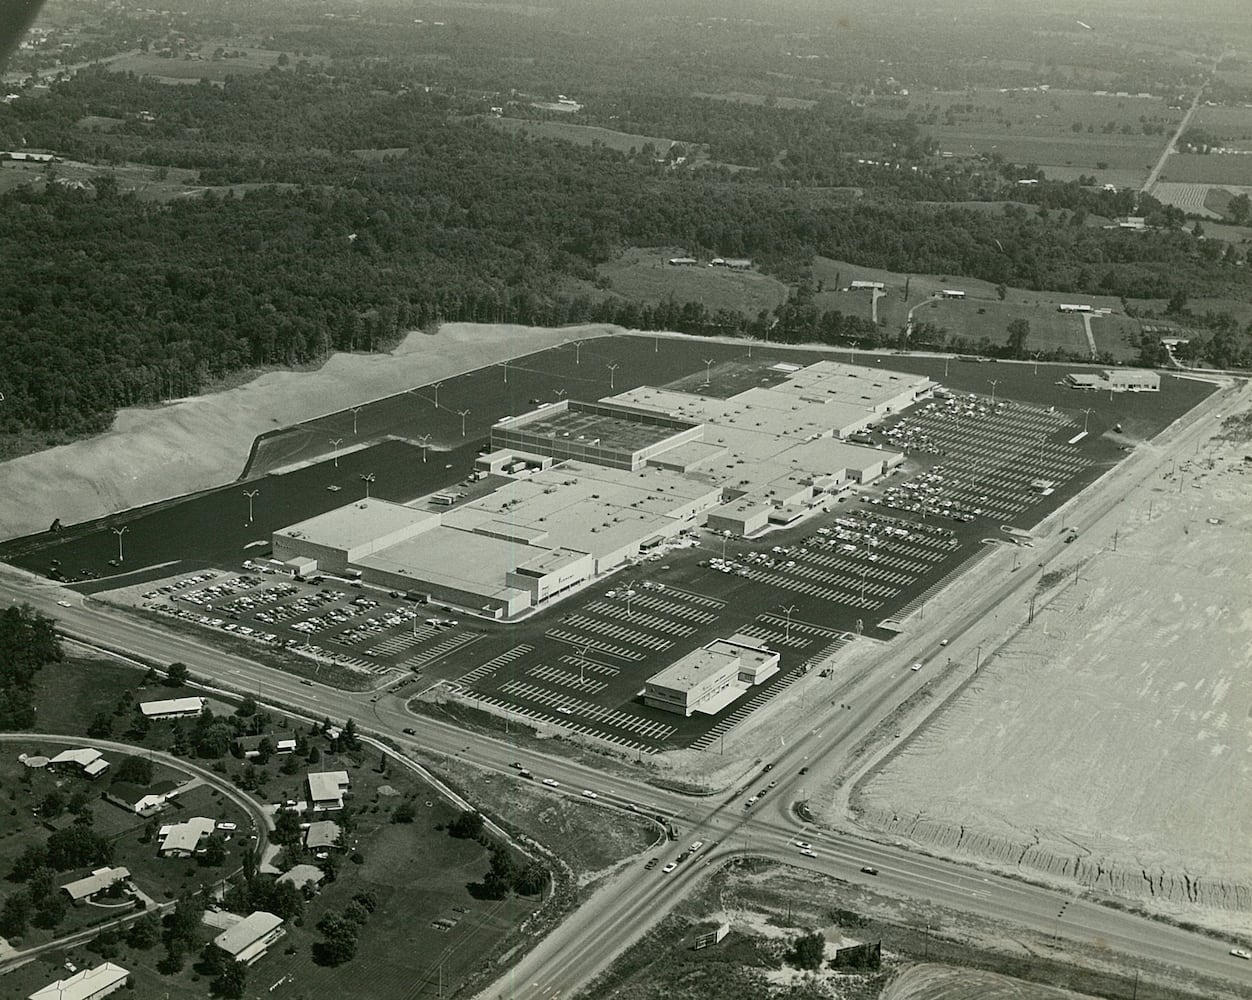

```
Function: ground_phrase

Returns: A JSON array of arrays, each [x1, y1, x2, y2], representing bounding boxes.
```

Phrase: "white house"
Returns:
[[306, 771, 351, 812], [140, 696, 205, 720], [29, 962, 129, 1000], [213, 911, 285, 966]]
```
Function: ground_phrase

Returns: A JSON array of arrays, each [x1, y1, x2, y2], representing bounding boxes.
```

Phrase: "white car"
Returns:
[[542, 778, 560, 787], [662, 862, 678, 874], [800, 848, 816, 858], [56, 600, 72, 608], [1232, 948, 1252, 960], [911, 662, 922, 671], [794, 841, 811, 850], [689, 840, 704, 852], [581, 790, 598, 799]]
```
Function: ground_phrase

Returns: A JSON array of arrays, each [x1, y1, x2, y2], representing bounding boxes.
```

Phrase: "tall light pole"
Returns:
[[499, 361, 509, 384], [721, 530, 731, 561], [860, 566, 869, 603], [579, 645, 589, 685], [1081, 408, 1093, 434], [457, 409, 471, 437], [360, 473, 375, 498], [554, 387, 567, 402], [702, 358, 715, 383], [571, 340, 584, 364], [350, 406, 363, 435], [1032, 351, 1042, 374], [606, 363, 619, 390], [987, 379, 999, 404], [780, 604, 798, 644], [329, 438, 343, 468], [243, 489, 259, 524], [417, 434, 431, 463], [111, 526, 127, 563], [431, 381, 443, 408]]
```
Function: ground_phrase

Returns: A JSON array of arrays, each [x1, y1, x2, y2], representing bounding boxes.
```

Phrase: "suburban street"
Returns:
[[0, 375, 1248, 999]]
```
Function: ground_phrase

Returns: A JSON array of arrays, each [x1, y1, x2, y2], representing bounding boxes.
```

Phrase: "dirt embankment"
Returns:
[[881, 963, 1101, 1000], [0, 323, 619, 540]]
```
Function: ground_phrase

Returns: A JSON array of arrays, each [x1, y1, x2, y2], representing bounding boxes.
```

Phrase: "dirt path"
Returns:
[[0, 323, 618, 541]]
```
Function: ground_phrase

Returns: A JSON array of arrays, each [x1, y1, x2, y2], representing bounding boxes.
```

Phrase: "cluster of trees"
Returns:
[[0, 604, 62, 729], [2, 817, 115, 936], [447, 809, 547, 899], [312, 889, 378, 966]]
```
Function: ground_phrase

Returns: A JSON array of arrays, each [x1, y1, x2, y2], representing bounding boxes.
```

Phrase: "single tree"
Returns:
[[1006, 318, 1030, 358], [166, 662, 190, 687]]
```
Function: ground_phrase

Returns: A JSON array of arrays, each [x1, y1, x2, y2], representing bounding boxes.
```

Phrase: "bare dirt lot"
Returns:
[[0, 323, 617, 541], [848, 397, 1252, 930]]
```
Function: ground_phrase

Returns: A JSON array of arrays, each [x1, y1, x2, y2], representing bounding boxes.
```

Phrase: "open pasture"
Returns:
[[1192, 104, 1252, 143], [1160, 153, 1252, 187], [106, 47, 289, 81], [599, 247, 789, 315], [483, 116, 681, 156]]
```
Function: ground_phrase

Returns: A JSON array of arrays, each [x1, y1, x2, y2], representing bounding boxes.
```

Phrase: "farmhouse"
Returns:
[[667, 256, 698, 266], [212, 910, 285, 966], [1057, 303, 1093, 314], [939, 289, 966, 299], [849, 280, 885, 291], [643, 635, 780, 716], [157, 816, 216, 857], [48, 747, 110, 780], [28, 963, 129, 1000], [60, 866, 130, 906], [140, 696, 206, 720], [233, 734, 296, 759], [307, 770, 351, 812]]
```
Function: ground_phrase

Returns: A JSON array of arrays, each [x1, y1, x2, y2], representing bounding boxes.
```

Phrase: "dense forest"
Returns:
[[2, 0, 1251, 454]]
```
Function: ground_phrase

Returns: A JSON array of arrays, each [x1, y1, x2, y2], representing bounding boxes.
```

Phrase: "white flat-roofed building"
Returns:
[[1066, 369, 1159, 392], [29, 962, 129, 1000], [849, 280, 885, 290], [157, 816, 216, 857], [644, 635, 780, 716], [140, 696, 205, 720], [48, 747, 110, 780], [307, 770, 351, 812], [213, 910, 285, 966], [939, 289, 965, 299], [273, 500, 439, 575]]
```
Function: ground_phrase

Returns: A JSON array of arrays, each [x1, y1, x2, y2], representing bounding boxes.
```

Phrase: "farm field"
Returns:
[[105, 47, 290, 81], [693, 91, 817, 110], [482, 116, 682, 156], [918, 298, 1140, 360], [1192, 105, 1252, 142], [599, 248, 789, 315], [1159, 153, 1252, 186], [928, 132, 1159, 178], [849, 417, 1252, 927], [1151, 181, 1228, 219]]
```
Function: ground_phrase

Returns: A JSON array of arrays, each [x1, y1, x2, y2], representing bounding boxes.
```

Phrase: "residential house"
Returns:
[[139, 696, 205, 720], [61, 866, 130, 906], [304, 820, 342, 852], [157, 816, 216, 857], [276, 864, 324, 892], [48, 748, 110, 780], [212, 911, 285, 966], [306, 771, 351, 812], [28, 962, 129, 1000]]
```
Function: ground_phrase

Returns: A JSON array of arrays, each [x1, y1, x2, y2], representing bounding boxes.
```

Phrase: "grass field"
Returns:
[[1160, 153, 1252, 186], [106, 47, 289, 81], [851, 421, 1252, 924], [1192, 104, 1252, 142], [693, 91, 817, 110], [599, 247, 789, 315], [482, 116, 682, 156]]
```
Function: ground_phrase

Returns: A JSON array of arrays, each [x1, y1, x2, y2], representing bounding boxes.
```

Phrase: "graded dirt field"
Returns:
[[0, 323, 617, 541], [848, 396, 1252, 928]]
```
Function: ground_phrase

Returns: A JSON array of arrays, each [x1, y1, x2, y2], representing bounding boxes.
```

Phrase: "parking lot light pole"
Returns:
[[243, 489, 260, 525], [431, 381, 443, 408], [457, 409, 471, 437], [499, 361, 509, 384], [702, 358, 715, 384], [571, 339, 584, 364], [721, 530, 731, 561], [607, 362, 619, 390], [350, 406, 363, 435], [329, 437, 343, 468], [579, 645, 589, 685], [416, 434, 432, 463], [554, 387, 567, 401], [1032, 351, 1042, 374], [1081, 408, 1093, 434], [987, 379, 999, 404], [780, 604, 798, 643], [360, 473, 375, 498], [859, 566, 868, 603], [111, 525, 128, 563]]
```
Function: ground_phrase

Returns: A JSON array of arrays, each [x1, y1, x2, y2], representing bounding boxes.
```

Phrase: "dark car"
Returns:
[[403, 727, 416, 735], [860, 866, 879, 876], [644, 858, 659, 870], [762, 762, 774, 773], [799, 767, 809, 775]]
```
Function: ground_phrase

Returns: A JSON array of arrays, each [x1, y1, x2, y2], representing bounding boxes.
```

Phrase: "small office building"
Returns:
[[643, 636, 780, 717]]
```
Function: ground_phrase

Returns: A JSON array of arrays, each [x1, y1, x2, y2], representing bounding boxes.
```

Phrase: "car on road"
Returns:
[[511, 762, 524, 769], [794, 841, 811, 850], [744, 796, 758, 808], [403, 728, 416, 735], [762, 762, 774, 772], [1232, 948, 1252, 960], [799, 767, 809, 775], [860, 866, 879, 876], [767, 780, 777, 788], [911, 662, 922, 671], [518, 769, 533, 779], [689, 841, 704, 852], [581, 790, 598, 799], [644, 858, 659, 870], [800, 848, 816, 858], [56, 600, 71, 608], [300, 679, 313, 686], [662, 862, 677, 874], [542, 778, 560, 787]]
